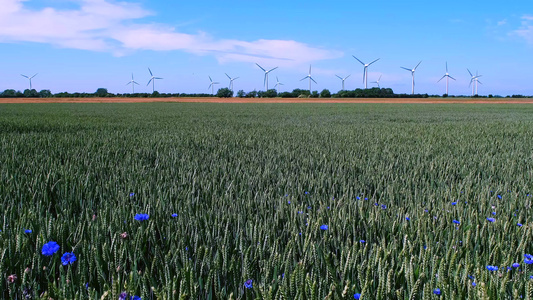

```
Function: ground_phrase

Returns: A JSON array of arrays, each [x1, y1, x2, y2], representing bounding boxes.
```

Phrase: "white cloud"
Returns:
[[512, 15, 533, 45], [0, 0, 342, 65]]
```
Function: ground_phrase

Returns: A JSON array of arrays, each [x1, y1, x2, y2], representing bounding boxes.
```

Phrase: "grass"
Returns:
[[1, 103, 533, 299]]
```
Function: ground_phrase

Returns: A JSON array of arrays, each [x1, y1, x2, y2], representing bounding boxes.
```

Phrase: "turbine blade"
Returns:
[[446, 62, 448, 73], [31, 73, 38, 79], [352, 55, 364, 65], [309, 65, 312, 74], [126, 82, 131, 85], [336, 75, 343, 80], [148, 68, 153, 76], [256, 63, 266, 72], [449, 76, 456, 81], [345, 74, 351, 80], [132, 73, 134, 80], [21, 74, 28, 78], [477, 80, 483, 85], [209, 76, 213, 82], [225, 73, 231, 80], [268, 67, 278, 73], [467, 68, 473, 77], [147, 79, 153, 86], [401, 67, 411, 71], [437, 75, 446, 83], [368, 58, 380, 65], [300, 77, 307, 81], [414, 61, 422, 70], [311, 77, 317, 84], [378, 75, 382, 81], [134, 81, 139, 85], [155, 77, 163, 79], [234, 77, 239, 80]]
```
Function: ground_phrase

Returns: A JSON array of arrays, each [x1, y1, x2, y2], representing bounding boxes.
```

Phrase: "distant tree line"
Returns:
[[0, 87, 530, 99]]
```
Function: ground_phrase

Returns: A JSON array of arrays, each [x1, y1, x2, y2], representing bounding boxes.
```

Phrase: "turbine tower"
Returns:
[[437, 62, 456, 95], [126, 73, 140, 93], [21, 73, 38, 90], [401, 61, 422, 95], [335, 74, 350, 90], [300, 65, 317, 93], [467, 69, 482, 96], [371, 75, 382, 88], [146, 68, 163, 93], [274, 76, 284, 92], [353, 56, 379, 89], [225, 73, 239, 91], [208, 76, 220, 95], [256, 63, 278, 90]]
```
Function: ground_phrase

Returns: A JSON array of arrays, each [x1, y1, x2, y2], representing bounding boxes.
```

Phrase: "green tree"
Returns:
[[39, 90, 52, 98], [262, 89, 278, 98], [236, 90, 245, 98], [319, 89, 331, 98], [1, 89, 17, 98], [23, 89, 39, 98], [95, 88, 108, 97], [216, 88, 234, 98]]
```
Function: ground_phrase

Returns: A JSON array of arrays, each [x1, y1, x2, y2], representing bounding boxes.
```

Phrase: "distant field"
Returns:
[[1, 103, 533, 299], [1, 97, 533, 103]]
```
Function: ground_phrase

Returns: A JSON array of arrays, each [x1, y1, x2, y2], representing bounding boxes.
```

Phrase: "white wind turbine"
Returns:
[[208, 76, 220, 95], [146, 68, 163, 93], [126, 73, 139, 93], [353, 56, 379, 89], [300, 65, 317, 93], [468, 69, 482, 96], [437, 62, 456, 95], [371, 75, 382, 88], [256, 63, 278, 90], [225, 73, 239, 91], [335, 74, 350, 90], [274, 76, 284, 92], [21, 73, 38, 90], [401, 61, 422, 95]]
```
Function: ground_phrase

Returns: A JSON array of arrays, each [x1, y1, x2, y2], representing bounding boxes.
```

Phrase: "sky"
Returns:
[[1, 0, 533, 96]]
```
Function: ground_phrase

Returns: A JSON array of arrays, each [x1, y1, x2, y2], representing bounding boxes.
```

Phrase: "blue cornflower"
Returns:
[[320, 225, 328, 230], [492, 212, 496, 215], [131, 296, 141, 300], [119, 292, 128, 300], [134, 214, 149, 221], [288, 201, 291, 204], [472, 282, 477, 287], [453, 220, 460, 225], [356, 196, 361, 200], [486, 265, 498, 271], [42, 241, 60, 256], [327, 206, 330, 209], [85, 282, 89, 290], [244, 279, 253, 289], [298, 211, 303, 214], [468, 275, 475, 280], [530, 275, 533, 279], [305, 191, 309, 195], [424, 245, 427, 250], [524, 254, 533, 264], [360, 240, 365, 243], [451, 202, 457, 206], [513, 263, 520, 268], [497, 195, 502, 199], [354, 293, 361, 299], [486, 218, 495, 223], [171, 213, 178, 217], [405, 217, 410, 221], [24, 229, 32, 234], [129, 192, 135, 197], [433, 288, 441, 295], [424, 209, 428, 213], [307, 206, 311, 209], [364, 198, 368, 200], [518, 223, 523, 227], [381, 204, 387, 210], [525, 254, 533, 260], [374, 203, 379, 206], [61, 252, 77, 265]]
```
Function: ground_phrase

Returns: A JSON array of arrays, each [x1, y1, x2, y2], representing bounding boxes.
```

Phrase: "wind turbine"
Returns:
[[401, 61, 422, 95], [146, 68, 163, 93], [208, 76, 219, 95], [335, 74, 350, 90], [371, 75, 382, 88], [256, 63, 278, 90], [437, 62, 456, 95], [353, 56, 379, 89], [126, 73, 139, 93], [225, 73, 239, 91], [274, 76, 284, 92], [21, 73, 38, 90], [467, 69, 482, 96], [300, 65, 317, 93]]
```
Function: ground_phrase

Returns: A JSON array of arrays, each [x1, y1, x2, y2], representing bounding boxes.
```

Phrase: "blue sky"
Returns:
[[1, 0, 532, 96]]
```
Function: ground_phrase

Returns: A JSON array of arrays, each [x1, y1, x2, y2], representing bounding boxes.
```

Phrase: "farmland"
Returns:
[[1, 103, 533, 299]]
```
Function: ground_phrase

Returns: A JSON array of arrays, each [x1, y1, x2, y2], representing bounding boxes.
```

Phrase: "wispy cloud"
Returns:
[[512, 15, 533, 45], [0, 0, 342, 66]]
